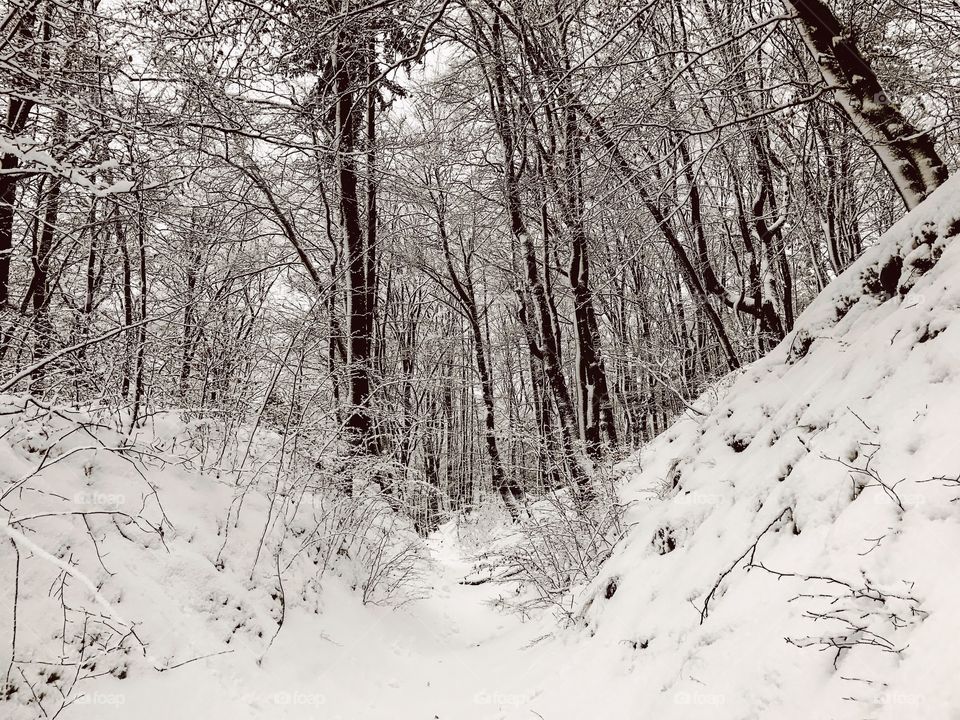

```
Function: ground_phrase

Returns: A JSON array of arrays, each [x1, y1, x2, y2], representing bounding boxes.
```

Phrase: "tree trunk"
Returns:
[[29, 177, 61, 393], [558, 96, 618, 455], [784, 0, 947, 209], [0, 5, 40, 310], [336, 29, 375, 453], [583, 107, 740, 372], [435, 203, 523, 517], [474, 12, 595, 503]]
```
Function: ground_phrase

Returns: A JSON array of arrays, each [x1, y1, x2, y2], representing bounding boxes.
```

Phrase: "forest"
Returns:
[[1, 0, 959, 717]]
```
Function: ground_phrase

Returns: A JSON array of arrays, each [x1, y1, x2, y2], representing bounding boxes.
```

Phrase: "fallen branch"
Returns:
[[155, 649, 234, 673], [699, 506, 793, 623], [459, 567, 522, 586]]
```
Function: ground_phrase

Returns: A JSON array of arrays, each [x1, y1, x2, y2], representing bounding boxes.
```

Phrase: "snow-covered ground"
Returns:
[[3, 176, 960, 719], [48, 520, 566, 720], [569, 173, 960, 719]]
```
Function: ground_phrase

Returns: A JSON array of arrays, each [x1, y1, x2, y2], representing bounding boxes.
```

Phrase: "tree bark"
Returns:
[[335, 28, 375, 453], [581, 107, 741, 372], [432, 188, 523, 518], [471, 10, 595, 503]]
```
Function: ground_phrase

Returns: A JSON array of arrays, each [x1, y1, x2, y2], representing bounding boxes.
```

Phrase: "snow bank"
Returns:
[[567, 175, 960, 718], [0, 406, 427, 718]]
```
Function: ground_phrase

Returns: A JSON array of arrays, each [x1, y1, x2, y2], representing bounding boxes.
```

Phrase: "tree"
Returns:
[[784, 0, 948, 209]]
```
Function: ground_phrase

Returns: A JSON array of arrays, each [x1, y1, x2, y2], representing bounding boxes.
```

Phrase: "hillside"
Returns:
[[565, 160, 960, 719]]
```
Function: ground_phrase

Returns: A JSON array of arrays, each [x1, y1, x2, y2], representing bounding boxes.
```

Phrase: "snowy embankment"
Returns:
[[567, 175, 960, 719], [0, 411, 434, 718], [3, 175, 960, 720]]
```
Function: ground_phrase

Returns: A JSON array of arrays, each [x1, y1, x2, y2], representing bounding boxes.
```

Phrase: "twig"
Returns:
[[0, 311, 178, 393], [846, 407, 878, 433], [258, 551, 287, 664], [4, 537, 19, 694], [459, 567, 522, 585], [155, 649, 234, 673], [699, 506, 793, 623]]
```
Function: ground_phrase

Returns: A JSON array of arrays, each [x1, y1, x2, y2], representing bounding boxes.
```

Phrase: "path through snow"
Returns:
[[66, 521, 606, 720]]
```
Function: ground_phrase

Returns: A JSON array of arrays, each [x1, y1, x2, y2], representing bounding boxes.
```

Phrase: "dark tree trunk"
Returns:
[[433, 198, 523, 518], [583, 107, 740, 371], [557, 98, 618, 455], [0, 7, 40, 309], [180, 216, 201, 399], [29, 177, 60, 393], [335, 31, 376, 454], [116, 208, 134, 400], [130, 193, 148, 429], [474, 12, 595, 503]]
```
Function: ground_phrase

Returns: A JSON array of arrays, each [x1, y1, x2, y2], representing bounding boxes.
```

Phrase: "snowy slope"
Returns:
[[3, 176, 960, 720], [565, 174, 960, 719], [0, 409, 431, 718]]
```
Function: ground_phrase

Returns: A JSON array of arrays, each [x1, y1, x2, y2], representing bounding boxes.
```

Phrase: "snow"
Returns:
[[3, 176, 960, 718], [570, 174, 960, 719]]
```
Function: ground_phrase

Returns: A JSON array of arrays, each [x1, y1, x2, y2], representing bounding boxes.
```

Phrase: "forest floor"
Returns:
[[1, 400, 626, 720]]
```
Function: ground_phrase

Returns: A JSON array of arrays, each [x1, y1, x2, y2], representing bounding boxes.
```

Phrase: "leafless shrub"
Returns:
[[502, 468, 627, 621], [824, 440, 907, 510], [0, 402, 159, 714]]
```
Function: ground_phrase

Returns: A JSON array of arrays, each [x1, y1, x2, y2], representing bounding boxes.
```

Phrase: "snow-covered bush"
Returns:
[[0, 397, 428, 717]]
